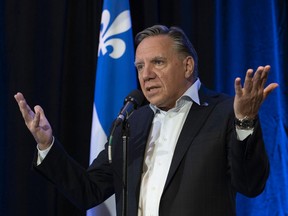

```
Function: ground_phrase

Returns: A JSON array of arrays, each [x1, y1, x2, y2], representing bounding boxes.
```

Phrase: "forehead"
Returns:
[[135, 35, 175, 60]]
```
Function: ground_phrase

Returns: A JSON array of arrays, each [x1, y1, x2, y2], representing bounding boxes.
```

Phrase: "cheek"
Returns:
[[137, 73, 142, 82], [138, 76, 145, 89], [162, 75, 176, 89]]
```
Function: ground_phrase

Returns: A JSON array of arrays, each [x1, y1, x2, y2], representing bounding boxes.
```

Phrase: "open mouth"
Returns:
[[147, 86, 159, 92]]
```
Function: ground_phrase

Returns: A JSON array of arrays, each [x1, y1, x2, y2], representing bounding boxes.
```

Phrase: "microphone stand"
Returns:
[[121, 119, 129, 216]]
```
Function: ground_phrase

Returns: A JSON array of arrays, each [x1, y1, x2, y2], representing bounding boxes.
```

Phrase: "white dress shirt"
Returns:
[[137, 79, 200, 216]]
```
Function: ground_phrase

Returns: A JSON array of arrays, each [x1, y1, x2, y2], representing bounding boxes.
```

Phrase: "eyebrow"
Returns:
[[134, 56, 167, 65], [134, 61, 142, 68], [151, 56, 166, 61]]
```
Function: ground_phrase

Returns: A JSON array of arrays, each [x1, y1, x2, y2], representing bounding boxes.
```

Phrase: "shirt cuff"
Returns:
[[36, 136, 55, 166], [236, 128, 254, 141]]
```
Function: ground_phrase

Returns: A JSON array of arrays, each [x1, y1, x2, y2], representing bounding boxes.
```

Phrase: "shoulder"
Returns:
[[199, 85, 233, 106]]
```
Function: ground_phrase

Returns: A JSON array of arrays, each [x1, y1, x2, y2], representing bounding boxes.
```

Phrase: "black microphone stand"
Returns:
[[121, 119, 129, 216]]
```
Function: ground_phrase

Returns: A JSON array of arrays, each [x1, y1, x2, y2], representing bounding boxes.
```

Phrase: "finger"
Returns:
[[14, 92, 25, 103], [259, 65, 270, 89], [32, 111, 40, 128], [34, 106, 52, 134], [263, 83, 279, 100], [34, 105, 48, 127], [243, 69, 254, 91], [14, 93, 35, 122], [234, 77, 243, 96], [14, 93, 28, 112], [251, 66, 265, 92]]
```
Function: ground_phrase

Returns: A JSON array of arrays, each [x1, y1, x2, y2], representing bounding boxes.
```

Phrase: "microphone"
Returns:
[[108, 89, 145, 163], [114, 89, 145, 126]]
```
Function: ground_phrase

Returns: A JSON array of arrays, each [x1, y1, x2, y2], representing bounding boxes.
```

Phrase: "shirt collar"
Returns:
[[149, 78, 201, 113]]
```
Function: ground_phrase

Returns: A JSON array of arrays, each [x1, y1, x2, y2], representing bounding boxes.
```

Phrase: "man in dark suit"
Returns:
[[15, 25, 278, 215]]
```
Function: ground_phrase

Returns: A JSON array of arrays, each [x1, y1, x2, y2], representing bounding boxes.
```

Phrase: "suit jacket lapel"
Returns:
[[163, 86, 220, 191]]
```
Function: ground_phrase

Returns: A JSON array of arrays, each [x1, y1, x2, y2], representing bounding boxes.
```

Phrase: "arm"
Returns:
[[229, 119, 269, 197], [14, 92, 114, 209], [34, 138, 114, 210], [229, 65, 278, 196]]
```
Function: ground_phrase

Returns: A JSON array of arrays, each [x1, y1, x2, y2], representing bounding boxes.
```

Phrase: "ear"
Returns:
[[184, 56, 194, 79]]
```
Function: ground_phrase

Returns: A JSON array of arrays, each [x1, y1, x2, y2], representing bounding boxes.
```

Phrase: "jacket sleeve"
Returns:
[[228, 119, 270, 197], [33, 138, 115, 210]]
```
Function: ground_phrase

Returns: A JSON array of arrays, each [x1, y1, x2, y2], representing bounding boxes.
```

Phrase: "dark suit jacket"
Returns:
[[34, 86, 269, 216]]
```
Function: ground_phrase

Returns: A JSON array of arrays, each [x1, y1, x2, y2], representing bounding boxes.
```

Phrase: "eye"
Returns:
[[153, 59, 164, 66], [152, 57, 166, 68], [135, 63, 144, 72]]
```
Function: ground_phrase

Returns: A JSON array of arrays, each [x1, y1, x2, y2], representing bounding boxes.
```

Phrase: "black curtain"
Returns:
[[2, 0, 101, 215], [1, 0, 287, 216]]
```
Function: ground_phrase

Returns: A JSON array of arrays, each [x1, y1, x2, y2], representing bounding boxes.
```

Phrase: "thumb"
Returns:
[[263, 83, 279, 100], [34, 105, 46, 117], [33, 105, 46, 127]]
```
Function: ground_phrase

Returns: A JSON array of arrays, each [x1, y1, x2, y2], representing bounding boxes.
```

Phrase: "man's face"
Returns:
[[135, 35, 194, 111]]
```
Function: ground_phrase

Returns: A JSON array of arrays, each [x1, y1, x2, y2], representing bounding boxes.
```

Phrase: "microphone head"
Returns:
[[124, 89, 145, 108]]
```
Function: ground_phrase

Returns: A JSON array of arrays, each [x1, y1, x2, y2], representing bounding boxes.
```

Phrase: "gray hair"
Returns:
[[135, 25, 198, 77]]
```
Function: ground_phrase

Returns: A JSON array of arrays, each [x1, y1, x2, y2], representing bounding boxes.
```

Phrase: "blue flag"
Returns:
[[88, 0, 137, 215]]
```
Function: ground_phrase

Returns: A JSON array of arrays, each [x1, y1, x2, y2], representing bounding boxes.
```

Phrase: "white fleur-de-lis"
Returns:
[[98, 9, 132, 59]]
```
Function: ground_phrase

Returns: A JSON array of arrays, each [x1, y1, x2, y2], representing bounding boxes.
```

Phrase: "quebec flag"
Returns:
[[88, 0, 137, 215]]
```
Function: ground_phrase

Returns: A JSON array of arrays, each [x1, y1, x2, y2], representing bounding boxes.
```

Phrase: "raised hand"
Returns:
[[14, 92, 53, 150], [234, 65, 279, 120]]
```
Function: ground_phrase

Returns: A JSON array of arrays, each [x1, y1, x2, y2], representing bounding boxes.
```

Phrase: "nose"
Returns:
[[141, 64, 155, 82]]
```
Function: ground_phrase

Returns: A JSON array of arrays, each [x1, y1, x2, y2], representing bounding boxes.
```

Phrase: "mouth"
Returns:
[[146, 86, 160, 93]]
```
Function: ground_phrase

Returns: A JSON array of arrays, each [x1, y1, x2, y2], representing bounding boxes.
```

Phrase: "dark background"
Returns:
[[0, 0, 287, 215]]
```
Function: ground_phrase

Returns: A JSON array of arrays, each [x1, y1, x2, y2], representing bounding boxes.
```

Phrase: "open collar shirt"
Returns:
[[138, 79, 201, 216]]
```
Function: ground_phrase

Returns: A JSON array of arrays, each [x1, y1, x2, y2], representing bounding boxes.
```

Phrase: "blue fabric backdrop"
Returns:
[[215, 1, 288, 215]]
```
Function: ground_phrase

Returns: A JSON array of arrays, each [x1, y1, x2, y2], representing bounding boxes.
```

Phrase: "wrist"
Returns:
[[235, 116, 257, 130], [38, 136, 54, 150]]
